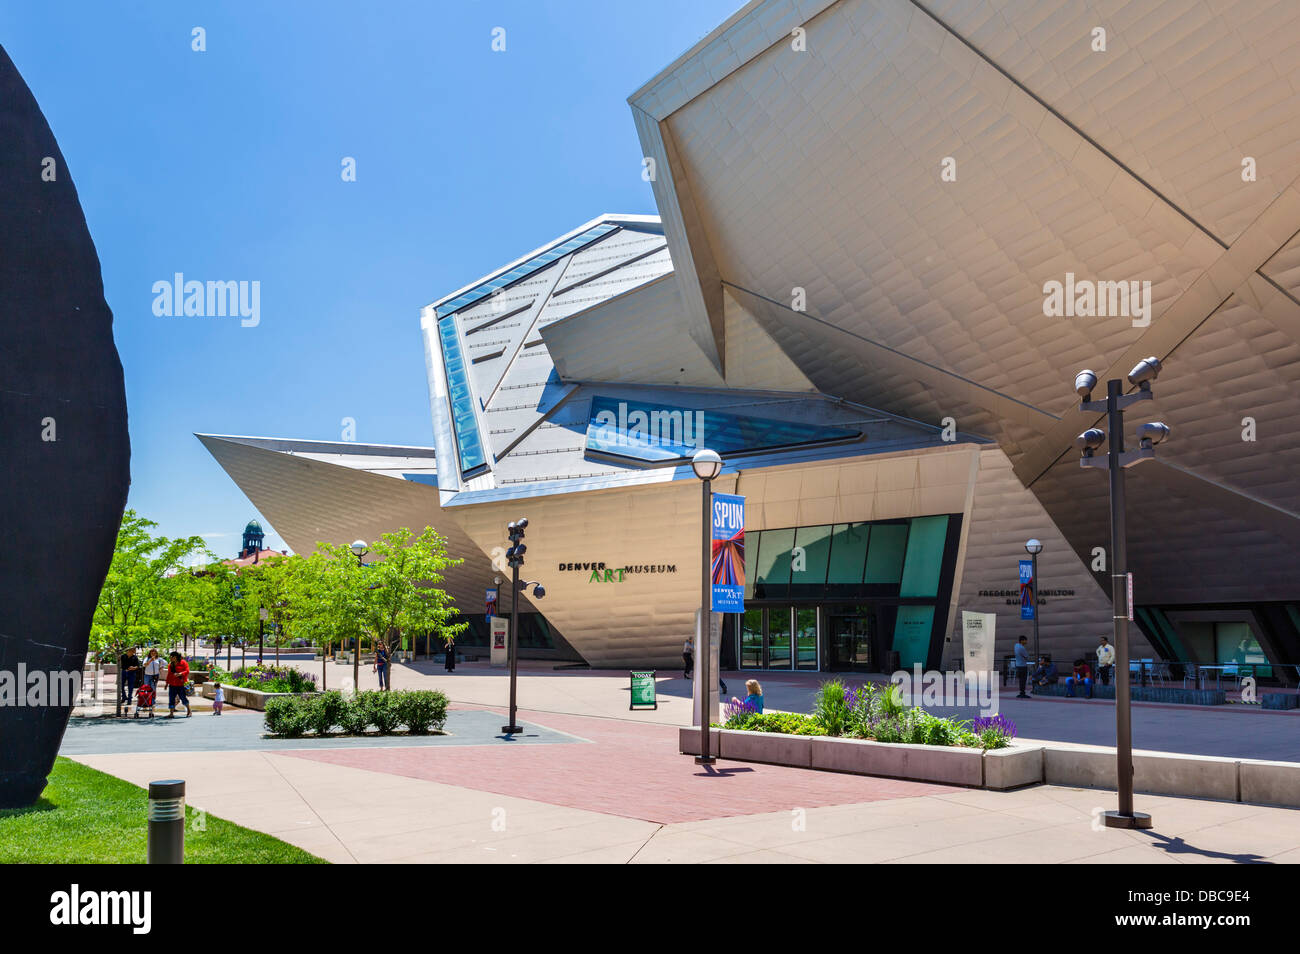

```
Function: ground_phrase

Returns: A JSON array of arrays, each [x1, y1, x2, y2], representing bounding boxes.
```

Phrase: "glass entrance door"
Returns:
[[795, 607, 818, 670], [738, 606, 807, 670], [826, 606, 873, 672], [766, 606, 792, 669], [740, 608, 764, 669]]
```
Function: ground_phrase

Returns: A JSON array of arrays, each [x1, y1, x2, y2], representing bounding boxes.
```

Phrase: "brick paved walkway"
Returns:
[[277, 706, 957, 824]]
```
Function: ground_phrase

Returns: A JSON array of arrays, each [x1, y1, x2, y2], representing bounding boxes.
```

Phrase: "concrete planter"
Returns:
[[809, 735, 984, 786], [679, 728, 1300, 807], [984, 745, 1045, 790], [1043, 744, 1240, 801], [678, 727, 1025, 788], [1239, 760, 1300, 807], [201, 682, 317, 711], [720, 729, 813, 768]]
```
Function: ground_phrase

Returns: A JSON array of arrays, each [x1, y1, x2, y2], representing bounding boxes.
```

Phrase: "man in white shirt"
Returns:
[[683, 637, 694, 679], [1096, 636, 1116, 686]]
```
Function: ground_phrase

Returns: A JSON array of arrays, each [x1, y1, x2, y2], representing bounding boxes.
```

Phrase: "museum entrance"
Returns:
[[739, 605, 819, 670], [824, 604, 875, 672]]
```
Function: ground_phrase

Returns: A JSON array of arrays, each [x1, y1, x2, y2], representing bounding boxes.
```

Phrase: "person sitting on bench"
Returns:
[[1066, 659, 1093, 699], [1029, 656, 1057, 693]]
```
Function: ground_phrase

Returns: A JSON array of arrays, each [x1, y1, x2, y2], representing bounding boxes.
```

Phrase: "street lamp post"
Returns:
[[1024, 539, 1043, 662], [257, 607, 265, 666], [350, 540, 368, 691], [502, 520, 545, 735], [1074, 358, 1169, 830], [692, 448, 722, 766]]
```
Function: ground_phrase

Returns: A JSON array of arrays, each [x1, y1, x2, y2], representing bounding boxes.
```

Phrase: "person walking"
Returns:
[[1014, 635, 1031, 698], [443, 637, 456, 672], [165, 651, 192, 718], [119, 647, 142, 706], [374, 641, 390, 690], [1096, 636, 1115, 686], [683, 636, 694, 679], [211, 681, 224, 716]]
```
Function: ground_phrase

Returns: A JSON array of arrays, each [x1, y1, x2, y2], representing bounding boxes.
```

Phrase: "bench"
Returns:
[[1262, 693, 1300, 710], [1030, 683, 1226, 705]]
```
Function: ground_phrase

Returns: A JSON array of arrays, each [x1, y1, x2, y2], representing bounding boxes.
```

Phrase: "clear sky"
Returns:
[[1, 0, 740, 560]]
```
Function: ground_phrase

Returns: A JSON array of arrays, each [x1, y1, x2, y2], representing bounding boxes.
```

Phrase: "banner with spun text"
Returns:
[[710, 492, 745, 612]]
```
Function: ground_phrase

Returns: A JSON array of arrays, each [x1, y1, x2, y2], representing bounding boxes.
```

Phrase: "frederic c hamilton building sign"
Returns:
[[978, 588, 1076, 606], [558, 561, 678, 583]]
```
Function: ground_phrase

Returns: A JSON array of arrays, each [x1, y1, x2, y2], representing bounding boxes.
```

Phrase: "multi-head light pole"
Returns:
[[1075, 357, 1170, 830], [502, 519, 545, 735]]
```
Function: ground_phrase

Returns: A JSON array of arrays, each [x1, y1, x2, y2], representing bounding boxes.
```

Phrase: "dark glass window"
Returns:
[[900, 515, 949, 598], [790, 525, 832, 585], [826, 523, 870, 584], [864, 523, 908, 584]]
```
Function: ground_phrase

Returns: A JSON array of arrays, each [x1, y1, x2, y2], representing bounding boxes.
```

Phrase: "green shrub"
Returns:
[[812, 679, 851, 736], [307, 691, 345, 736], [264, 696, 308, 738], [394, 690, 448, 734], [366, 691, 403, 734], [338, 694, 372, 734], [733, 711, 824, 735], [871, 716, 904, 743], [845, 683, 882, 738], [264, 697, 295, 735]]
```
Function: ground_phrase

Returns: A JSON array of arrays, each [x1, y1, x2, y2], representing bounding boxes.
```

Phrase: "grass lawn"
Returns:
[[0, 757, 327, 863]]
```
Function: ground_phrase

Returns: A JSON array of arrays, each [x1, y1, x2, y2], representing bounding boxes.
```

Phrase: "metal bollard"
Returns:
[[147, 779, 186, 864]]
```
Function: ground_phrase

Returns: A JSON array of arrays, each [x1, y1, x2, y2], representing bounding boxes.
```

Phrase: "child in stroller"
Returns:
[[134, 680, 156, 718]]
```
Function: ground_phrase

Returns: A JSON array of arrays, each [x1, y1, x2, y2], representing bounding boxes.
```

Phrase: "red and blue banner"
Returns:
[[1019, 559, 1035, 620], [710, 492, 745, 612]]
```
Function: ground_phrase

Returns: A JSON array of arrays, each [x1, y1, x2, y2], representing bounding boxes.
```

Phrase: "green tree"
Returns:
[[90, 511, 206, 715], [316, 527, 466, 691]]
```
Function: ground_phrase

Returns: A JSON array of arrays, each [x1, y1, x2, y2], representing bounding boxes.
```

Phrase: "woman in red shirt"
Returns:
[[165, 651, 192, 718]]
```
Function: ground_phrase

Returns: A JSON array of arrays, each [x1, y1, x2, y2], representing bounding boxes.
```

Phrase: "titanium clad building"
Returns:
[[202, 0, 1300, 678]]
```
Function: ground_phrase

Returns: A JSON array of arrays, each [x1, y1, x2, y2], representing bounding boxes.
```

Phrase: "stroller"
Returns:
[[134, 681, 156, 718]]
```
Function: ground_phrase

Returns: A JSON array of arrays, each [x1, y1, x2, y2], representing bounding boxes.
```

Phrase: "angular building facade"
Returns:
[[204, 0, 1300, 677]]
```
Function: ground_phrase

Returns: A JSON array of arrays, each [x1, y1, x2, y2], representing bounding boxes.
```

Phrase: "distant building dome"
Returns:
[[240, 519, 266, 559]]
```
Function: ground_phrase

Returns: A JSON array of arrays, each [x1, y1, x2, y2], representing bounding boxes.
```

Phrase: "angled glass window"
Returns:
[[863, 523, 908, 584], [743, 532, 761, 600], [754, 528, 795, 586], [434, 222, 618, 318], [437, 317, 487, 474], [826, 523, 870, 584], [790, 525, 832, 584], [584, 396, 861, 464], [900, 515, 949, 598]]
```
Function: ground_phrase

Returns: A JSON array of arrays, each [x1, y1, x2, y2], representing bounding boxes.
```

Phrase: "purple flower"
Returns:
[[971, 713, 1017, 739]]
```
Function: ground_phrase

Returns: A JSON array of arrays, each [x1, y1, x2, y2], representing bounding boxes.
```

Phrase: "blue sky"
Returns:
[[2, 0, 739, 559]]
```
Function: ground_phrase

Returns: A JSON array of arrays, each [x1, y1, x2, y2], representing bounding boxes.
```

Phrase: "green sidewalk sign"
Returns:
[[629, 670, 657, 710]]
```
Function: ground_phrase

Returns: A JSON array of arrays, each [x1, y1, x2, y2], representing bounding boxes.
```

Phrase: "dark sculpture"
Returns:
[[0, 43, 130, 807]]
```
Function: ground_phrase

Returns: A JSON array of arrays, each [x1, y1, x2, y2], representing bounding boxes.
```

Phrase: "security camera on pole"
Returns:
[[502, 518, 545, 735], [1074, 357, 1170, 830]]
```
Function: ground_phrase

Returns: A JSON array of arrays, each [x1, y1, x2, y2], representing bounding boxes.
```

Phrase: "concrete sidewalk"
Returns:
[[73, 736, 1300, 864], [252, 656, 1300, 762]]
